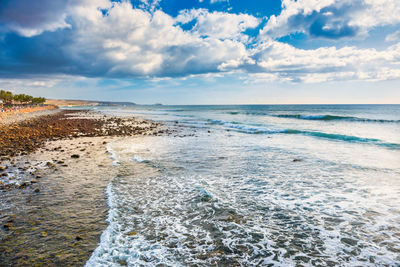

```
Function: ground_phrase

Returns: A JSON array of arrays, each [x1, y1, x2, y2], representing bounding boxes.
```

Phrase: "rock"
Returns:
[[71, 154, 80, 159], [341, 237, 358, 246], [31, 179, 38, 184], [36, 175, 42, 178], [294, 255, 310, 263], [46, 162, 54, 167], [0, 166, 5, 171], [34, 188, 40, 193], [41, 232, 48, 237], [293, 158, 302, 162], [18, 182, 28, 189], [75, 235, 83, 241], [3, 223, 13, 230], [1, 173, 8, 177], [117, 259, 128, 266]]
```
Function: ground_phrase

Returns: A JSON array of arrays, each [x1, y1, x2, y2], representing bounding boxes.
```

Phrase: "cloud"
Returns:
[[261, 0, 400, 39], [386, 30, 400, 42], [210, 0, 228, 3], [0, 0, 70, 37], [239, 41, 400, 83], [0, 0, 113, 37], [0, 2, 252, 78], [176, 9, 260, 40], [68, 3, 253, 77], [0, 0, 400, 84]]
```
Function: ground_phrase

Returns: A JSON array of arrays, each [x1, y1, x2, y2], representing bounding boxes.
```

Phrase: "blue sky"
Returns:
[[0, 0, 399, 104]]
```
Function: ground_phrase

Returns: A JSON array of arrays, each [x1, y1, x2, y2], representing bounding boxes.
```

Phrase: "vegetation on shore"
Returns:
[[0, 90, 46, 106]]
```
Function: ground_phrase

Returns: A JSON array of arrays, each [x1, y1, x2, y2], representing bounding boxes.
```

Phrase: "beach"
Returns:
[[1, 104, 399, 266], [0, 108, 172, 266]]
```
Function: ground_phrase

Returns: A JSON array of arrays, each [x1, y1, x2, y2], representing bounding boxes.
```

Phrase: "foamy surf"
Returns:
[[132, 155, 149, 163], [106, 143, 119, 166], [86, 105, 400, 266]]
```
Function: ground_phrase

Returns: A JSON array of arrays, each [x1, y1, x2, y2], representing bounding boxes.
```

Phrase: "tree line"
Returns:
[[0, 90, 46, 106]]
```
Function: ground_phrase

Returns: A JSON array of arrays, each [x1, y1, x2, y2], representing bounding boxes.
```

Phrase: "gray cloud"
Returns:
[[0, 0, 70, 36]]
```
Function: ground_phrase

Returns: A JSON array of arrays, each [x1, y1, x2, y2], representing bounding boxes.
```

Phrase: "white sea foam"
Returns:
[[87, 105, 400, 266], [106, 143, 119, 166], [132, 155, 148, 163]]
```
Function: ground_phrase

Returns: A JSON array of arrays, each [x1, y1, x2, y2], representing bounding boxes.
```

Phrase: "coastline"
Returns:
[[0, 109, 172, 265], [0, 106, 58, 123]]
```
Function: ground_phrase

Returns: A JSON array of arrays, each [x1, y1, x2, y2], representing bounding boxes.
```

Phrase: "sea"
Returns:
[[85, 104, 400, 266]]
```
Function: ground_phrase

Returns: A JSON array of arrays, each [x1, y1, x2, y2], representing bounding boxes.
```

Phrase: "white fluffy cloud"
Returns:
[[1, 0, 400, 84], [64, 2, 251, 77], [261, 0, 400, 39], [241, 41, 400, 83], [176, 9, 260, 40], [386, 30, 400, 43]]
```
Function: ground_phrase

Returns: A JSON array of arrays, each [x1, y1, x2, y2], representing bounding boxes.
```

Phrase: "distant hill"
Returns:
[[45, 99, 136, 107]]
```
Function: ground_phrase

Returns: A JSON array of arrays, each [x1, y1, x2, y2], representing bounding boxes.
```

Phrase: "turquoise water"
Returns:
[[87, 105, 400, 266]]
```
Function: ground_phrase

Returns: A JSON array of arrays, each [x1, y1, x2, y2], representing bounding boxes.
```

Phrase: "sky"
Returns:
[[0, 0, 399, 104]]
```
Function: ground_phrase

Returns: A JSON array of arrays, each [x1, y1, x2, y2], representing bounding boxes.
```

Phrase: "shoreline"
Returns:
[[0, 106, 58, 123], [0, 109, 173, 265]]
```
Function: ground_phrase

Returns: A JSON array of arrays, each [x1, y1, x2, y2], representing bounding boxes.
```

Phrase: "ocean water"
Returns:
[[86, 105, 400, 266]]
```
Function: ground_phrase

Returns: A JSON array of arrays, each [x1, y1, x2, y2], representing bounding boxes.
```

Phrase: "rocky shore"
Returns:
[[0, 109, 172, 266]]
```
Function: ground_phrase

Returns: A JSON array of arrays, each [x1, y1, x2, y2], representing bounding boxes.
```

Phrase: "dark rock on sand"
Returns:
[[71, 154, 80, 159], [18, 182, 28, 189], [341, 237, 358, 246], [0, 110, 164, 159]]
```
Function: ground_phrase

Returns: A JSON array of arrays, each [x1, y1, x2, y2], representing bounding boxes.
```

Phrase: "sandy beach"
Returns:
[[0, 109, 172, 266]]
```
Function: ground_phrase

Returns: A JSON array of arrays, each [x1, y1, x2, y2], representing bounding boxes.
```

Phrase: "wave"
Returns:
[[106, 144, 119, 166], [85, 183, 118, 266], [282, 129, 400, 149], [274, 114, 400, 123], [132, 155, 150, 163], [229, 111, 268, 116], [200, 119, 400, 149]]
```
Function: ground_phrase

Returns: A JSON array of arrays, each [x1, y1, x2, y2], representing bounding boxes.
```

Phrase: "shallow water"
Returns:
[[87, 105, 400, 266], [0, 137, 117, 266]]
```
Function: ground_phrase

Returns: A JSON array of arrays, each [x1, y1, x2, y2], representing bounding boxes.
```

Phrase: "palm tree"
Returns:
[[3, 91, 13, 106]]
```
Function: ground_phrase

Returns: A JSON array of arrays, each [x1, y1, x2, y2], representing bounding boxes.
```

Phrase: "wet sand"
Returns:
[[0, 110, 172, 266]]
